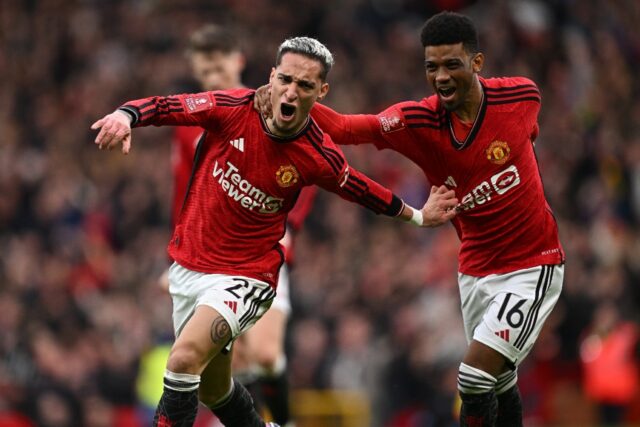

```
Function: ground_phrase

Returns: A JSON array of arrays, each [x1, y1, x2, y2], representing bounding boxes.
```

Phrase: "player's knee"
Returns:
[[167, 344, 205, 374]]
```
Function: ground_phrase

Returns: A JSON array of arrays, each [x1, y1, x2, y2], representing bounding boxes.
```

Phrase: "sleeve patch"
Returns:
[[378, 113, 405, 133], [184, 93, 214, 113]]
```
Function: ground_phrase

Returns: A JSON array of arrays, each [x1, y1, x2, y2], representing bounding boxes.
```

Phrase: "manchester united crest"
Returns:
[[275, 165, 299, 187], [486, 140, 510, 165]]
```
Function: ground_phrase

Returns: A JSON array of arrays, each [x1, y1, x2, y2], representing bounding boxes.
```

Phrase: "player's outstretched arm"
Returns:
[[310, 102, 381, 146], [91, 92, 226, 153], [319, 162, 457, 228]]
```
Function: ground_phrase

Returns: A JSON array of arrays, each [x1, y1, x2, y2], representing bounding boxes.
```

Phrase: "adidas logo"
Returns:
[[445, 175, 457, 188], [224, 300, 238, 313], [230, 138, 245, 152], [495, 329, 510, 342]]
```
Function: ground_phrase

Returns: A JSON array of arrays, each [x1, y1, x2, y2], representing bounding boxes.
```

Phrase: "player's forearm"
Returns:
[[118, 94, 210, 128], [332, 166, 403, 216], [311, 103, 380, 146], [335, 169, 456, 227]]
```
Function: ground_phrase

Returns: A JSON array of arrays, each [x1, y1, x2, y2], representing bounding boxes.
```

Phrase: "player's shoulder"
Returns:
[[482, 76, 541, 108], [380, 95, 445, 132], [384, 95, 442, 115], [482, 76, 540, 98], [305, 118, 333, 149], [211, 88, 255, 108], [302, 119, 345, 175], [482, 76, 539, 91]]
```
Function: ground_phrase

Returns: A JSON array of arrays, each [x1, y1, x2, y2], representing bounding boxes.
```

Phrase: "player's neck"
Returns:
[[263, 115, 309, 139], [453, 76, 483, 123]]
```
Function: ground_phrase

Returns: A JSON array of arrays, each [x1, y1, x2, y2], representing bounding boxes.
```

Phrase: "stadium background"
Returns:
[[2, 0, 640, 425]]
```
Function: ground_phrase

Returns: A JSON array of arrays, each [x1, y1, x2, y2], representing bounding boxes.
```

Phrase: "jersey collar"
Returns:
[[446, 82, 487, 151], [258, 113, 311, 143]]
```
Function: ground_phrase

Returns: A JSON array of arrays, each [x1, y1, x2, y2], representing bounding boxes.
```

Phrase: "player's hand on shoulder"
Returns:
[[253, 83, 273, 118], [420, 185, 458, 227], [91, 110, 133, 154]]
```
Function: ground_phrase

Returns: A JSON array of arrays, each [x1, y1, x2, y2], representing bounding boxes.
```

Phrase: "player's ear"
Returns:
[[472, 52, 484, 73], [269, 68, 276, 83], [317, 82, 329, 101]]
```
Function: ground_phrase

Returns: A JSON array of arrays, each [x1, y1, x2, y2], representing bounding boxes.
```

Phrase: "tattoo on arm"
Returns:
[[210, 317, 231, 345]]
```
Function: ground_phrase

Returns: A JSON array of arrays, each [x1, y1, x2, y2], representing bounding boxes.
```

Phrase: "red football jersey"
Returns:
[[120, 88, 403, 287], [171, 126, 202, 225], [171, 129, 317, 230], [311, 76, 564, 277]]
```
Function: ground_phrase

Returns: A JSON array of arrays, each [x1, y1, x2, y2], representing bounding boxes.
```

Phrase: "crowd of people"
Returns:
[[2, 0, 640, 425]]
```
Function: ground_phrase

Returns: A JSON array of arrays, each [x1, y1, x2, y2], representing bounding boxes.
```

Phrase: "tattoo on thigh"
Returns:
[[210, 317, 230, 345]]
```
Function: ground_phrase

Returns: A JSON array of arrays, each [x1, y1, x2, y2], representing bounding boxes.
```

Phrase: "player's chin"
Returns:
[[440, 97, 460, 112], [274, 117, 297, 134]]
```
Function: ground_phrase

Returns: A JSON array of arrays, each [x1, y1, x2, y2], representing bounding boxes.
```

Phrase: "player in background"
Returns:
[[255, 11, 564, 427], [167, 24, 317, 426], [92, 37, 459, 427]]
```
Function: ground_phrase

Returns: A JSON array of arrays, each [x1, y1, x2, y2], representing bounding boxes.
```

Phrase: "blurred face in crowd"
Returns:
[[424, 42, 483, 112], [190, 50, 245, 91], [268, 52, 329, 136]]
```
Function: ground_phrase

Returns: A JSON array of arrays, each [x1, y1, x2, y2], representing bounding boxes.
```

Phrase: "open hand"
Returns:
[[420, 185, 459, 227], [90, 111, 133, 154], [253, 84, 273, 118]]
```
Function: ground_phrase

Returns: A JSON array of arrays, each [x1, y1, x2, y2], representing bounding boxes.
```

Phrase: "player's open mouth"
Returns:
[[438, 87, 456, 100], [280, 103, 296, 120]]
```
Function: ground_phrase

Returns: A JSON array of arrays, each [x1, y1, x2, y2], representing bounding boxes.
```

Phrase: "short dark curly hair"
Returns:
[[420, 11, 479, 54]]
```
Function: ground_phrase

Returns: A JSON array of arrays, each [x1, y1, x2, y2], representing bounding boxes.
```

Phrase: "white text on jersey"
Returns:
[[458, 165, 521, 211], [212, 160, 284, 214]]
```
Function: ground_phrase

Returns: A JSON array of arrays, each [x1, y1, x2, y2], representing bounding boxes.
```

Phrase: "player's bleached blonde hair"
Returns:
[[275, 37, 334, 81]]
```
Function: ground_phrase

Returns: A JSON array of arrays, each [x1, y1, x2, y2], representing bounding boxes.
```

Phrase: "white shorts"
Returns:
[[270, 264, 292, 315], [168, 262, 276, 350], [459, 264, 563, 367]]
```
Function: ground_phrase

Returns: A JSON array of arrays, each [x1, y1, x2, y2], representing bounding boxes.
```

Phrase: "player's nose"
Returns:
[[284, 84, 298, 101], [435, 68, 450, 82]]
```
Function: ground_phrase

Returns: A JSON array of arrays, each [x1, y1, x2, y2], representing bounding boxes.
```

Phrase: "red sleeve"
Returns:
[[311, 102, 418, 152], [311, 103, 382, 146], [287, 186, 317, 231], [118, 89, 254, 130], [313, 135, 403, 217]]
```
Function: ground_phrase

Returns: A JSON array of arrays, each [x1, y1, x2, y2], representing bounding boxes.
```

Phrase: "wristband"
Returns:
[[409, 206, 423, 226]]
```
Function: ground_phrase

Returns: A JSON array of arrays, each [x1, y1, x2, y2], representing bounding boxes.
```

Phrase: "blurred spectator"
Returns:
[[580, 301, 640, 425]]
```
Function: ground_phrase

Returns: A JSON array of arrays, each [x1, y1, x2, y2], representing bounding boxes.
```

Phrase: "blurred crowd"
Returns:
[[2, 0, 640, 426]]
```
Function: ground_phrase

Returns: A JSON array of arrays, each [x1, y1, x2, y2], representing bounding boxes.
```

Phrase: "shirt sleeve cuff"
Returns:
[[117, 106, 139, 126], [387, 194, 404, 217]]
